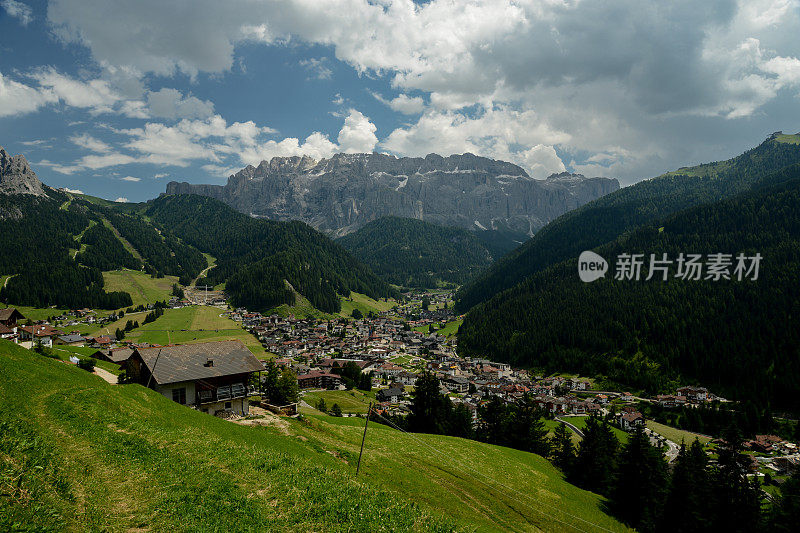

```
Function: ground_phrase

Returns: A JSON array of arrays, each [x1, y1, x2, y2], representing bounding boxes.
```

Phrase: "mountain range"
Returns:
[[166, 152, 619, 239]]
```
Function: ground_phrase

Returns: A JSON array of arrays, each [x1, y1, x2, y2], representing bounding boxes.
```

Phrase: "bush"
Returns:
[[77, 358, 95, 372]]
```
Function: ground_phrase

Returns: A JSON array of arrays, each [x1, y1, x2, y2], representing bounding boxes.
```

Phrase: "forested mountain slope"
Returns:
[[459, 163, 800, 410], [337, 216, 493, 288], [145, 194, 396, 313], [455, 133, 800, 312]]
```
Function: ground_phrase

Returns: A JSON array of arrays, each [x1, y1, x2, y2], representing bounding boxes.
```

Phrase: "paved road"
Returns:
[[555, 416, 585, 438], [644, 427, 680, 462], [93, 367, 118, 384]]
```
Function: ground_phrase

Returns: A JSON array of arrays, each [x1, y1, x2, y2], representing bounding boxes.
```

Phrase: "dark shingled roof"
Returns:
[[0, 308, 24, 321], [133, 340, 263, 385]]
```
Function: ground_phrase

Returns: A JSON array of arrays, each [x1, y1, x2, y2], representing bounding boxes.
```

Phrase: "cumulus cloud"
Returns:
[[38, 109, 376, 177], [337, 109, 378, 153], [382, 106, 570, 177], [1, 0, 32, 26], [373, 92, 425, 114], [61, 187, 84, 194], [43, 0, 800, 181], [114, 197, 129, 202]]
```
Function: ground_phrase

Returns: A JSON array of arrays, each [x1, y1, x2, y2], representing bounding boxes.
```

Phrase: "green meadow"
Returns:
[[0, 340, 628, 532]]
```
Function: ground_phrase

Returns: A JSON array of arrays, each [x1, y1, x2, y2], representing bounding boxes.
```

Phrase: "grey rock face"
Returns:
[[167, 152, 619, 236], [0, 146, 46, 196]]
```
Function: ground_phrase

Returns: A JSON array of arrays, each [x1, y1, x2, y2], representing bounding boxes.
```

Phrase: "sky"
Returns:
[[1, 0, 800, 203]]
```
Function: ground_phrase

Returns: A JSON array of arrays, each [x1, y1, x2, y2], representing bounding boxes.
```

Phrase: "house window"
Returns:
[[224, 402, 232, 409], [172, 387, 186, 405]]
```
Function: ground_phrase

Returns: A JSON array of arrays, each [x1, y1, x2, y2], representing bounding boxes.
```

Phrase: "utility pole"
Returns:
[[356, 402, 373, 476]]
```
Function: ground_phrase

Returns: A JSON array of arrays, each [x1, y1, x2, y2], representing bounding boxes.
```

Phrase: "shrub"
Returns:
[[77, 358, 95, 372]]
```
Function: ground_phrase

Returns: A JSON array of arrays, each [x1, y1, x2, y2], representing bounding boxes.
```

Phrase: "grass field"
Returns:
[[566, 416, 630, 445], [414, 318, 462, 337], [302, 389, 376, 414], [11, 305, 71, 322], [102, 269, 179, 308], [775, 133, 800, 145], [125, 305, 269, 357], [0, 340, 629, 532], [543, 419, 582, 445], [646, 420, 711, 446], [339, 292, 395, 318]]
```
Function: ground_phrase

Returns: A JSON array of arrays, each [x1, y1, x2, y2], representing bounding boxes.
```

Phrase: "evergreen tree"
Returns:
[[317, 398, 327, 413], [550, 422, 575, 472], [569, 415, 618, 495], [659, 439, 710, 533], [770, 465, 800, 532], [708, 423, 763, 531], [448, 403, 474, 439], [609, 426, 667, 532], [408, 371, 449, 434], [330, 403, 342, 417]]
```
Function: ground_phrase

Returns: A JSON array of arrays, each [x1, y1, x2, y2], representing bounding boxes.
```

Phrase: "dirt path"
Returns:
[[93, 367, 118, 385]]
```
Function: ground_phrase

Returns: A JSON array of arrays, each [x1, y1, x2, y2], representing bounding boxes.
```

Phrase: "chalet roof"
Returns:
[[0, 308, 24, 321], [107, 348, 134, 363], [57, 334, 85, 343], [133, 340, 263, 386]]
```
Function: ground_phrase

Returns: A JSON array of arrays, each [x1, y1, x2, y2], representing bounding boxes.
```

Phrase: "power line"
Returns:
[[370, 412, 616, 533]]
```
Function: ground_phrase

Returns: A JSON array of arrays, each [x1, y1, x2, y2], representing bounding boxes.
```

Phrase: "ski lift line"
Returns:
[[371, 411, 615, 533]]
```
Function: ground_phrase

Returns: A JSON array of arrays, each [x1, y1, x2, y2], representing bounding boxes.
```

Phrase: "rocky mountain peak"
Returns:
[[166, 152, 619, 237], [0, 146, 46, 196]]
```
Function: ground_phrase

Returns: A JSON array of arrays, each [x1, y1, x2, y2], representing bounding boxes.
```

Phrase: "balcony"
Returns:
[[196, 383, 257, 405]]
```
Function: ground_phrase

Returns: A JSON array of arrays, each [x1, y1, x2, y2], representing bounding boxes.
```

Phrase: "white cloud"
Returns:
[[0, 72, 57, 117], [120, 176, 141, 181], [1, 0, 32, 26], [43, 0, 800, 181], [299, 57, 333, 80], [70, 133, 112, 153], [153, 172, 169, 178], [30, 68, 121, 114], [382, 106, 570, 177], [337, 109, 378, 153], [114, 197, 129, 202], [373, 92, 425, 114], [61, 187, 84, 194], [146, 88, 215, 119]]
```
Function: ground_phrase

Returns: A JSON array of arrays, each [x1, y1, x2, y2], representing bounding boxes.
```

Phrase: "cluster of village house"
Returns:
[[3, 303, 799, 476]]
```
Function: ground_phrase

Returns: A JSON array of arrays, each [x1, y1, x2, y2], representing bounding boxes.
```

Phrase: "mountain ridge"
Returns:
[[0, 146, 46, 196], [455, 132, 800, 312], [166, 152, 619, 238]]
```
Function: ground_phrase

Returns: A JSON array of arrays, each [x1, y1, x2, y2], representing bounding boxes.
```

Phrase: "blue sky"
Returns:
[[2, 0, 800, 202]]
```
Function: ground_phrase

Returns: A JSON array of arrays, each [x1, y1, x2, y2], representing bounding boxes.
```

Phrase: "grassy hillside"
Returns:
[[102, 269, 179, 308], [0, 340, 628, 532], [339, 292, 396, 318], [125, 306, 269, 358]]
